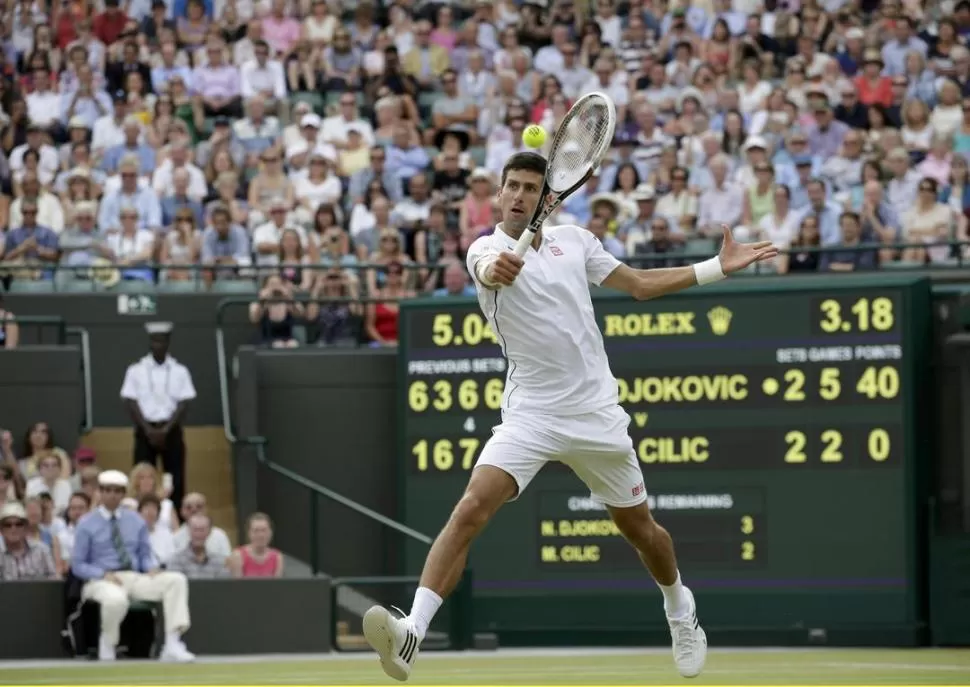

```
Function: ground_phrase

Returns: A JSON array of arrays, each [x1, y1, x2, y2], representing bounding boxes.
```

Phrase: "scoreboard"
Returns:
[[398, 275, 931, 637]]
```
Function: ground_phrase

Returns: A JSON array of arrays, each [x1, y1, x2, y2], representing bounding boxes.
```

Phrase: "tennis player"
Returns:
[[363, 152, 779, 681]]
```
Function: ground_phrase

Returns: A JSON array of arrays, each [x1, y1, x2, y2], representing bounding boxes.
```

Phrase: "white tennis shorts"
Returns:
[[475, 404, 648, 508]]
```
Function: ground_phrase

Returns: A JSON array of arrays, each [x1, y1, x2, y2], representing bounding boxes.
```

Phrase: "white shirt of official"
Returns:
[[466, 224, 622, 416], [120, 354, 198, 423]]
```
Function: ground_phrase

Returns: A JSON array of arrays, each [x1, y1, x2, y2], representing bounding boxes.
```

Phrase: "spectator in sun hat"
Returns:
[[72, 469, 195, 662], [0, 501, 58, 581]]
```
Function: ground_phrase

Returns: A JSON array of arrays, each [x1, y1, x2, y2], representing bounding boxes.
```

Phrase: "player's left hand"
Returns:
[[717, 225, 779, 274]]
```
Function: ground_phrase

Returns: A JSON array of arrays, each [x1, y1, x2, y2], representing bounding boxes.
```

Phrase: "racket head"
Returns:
[[545, 92, 617, 195]]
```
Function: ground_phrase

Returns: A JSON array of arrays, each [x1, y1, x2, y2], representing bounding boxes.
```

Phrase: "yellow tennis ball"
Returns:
[[523, 124, 547, 148]]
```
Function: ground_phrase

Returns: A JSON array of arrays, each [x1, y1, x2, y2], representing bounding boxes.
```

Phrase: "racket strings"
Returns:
[[546, 97, 614, 193]]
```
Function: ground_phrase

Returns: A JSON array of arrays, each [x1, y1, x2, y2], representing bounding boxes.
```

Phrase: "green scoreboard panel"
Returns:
[[399, 275, 931, 640]]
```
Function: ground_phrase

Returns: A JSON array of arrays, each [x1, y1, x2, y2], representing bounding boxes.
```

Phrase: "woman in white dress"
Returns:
[[129, 463, 178, 531], [757, 184, 799, 273], [294, 152, 343, 215]]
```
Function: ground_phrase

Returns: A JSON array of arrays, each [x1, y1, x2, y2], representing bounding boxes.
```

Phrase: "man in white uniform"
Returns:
[[362, 153, 777, 681]]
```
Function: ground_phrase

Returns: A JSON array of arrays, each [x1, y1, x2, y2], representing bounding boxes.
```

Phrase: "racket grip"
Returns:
[[513, 229, 535, 258]]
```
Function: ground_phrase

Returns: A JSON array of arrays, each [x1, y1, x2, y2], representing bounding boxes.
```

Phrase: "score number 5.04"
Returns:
[[819, 296, 894, 334], [431, 313, 498, 347]]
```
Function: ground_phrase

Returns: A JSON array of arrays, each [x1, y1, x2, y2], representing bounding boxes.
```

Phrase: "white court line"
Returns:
[[823, 662, 970, 672]]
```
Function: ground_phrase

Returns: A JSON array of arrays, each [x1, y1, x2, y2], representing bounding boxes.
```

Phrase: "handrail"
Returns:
[[66, 326, 93, 434]]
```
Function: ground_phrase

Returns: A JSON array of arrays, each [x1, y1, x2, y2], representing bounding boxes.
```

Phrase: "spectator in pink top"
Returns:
[[261, 0, 301, 60], [228, 512, 283, 578]]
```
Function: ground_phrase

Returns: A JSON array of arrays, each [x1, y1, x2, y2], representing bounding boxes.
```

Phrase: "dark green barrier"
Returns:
[[2, 294, 255, 426], [0, 578, 332, 659], [398, 274, 934, 645]]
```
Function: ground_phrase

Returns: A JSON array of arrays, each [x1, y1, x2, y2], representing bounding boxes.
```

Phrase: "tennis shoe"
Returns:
[[362, 605, 419, 681], [667, 587, 707, 678]]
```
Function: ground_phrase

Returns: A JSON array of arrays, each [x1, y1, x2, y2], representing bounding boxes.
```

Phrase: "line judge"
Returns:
[[120, 322, 197, 511]]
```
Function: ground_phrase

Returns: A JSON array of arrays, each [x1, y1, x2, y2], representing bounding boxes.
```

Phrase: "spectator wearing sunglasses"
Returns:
[[0, 502, 58, 580]]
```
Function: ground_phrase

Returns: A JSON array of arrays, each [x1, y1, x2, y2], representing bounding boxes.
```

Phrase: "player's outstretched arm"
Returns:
[[601, 226, 778, 301]]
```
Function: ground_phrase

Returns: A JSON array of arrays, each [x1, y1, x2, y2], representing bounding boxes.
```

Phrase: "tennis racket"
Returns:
[[513, 91, 617, 257]]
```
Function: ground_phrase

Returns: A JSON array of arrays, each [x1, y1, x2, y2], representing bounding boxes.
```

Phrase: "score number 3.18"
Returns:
[[819, 297, 894, 333]]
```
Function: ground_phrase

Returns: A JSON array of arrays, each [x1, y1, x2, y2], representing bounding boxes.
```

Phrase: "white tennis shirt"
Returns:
[[120, 354, 197, 423], [466, 224, 622, 416]]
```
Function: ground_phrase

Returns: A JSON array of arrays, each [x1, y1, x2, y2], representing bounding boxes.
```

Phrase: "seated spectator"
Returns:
[[0, 463, 21, 510], [173, 492, 231, 557], [820, 212, 879, 272], [253, 198, 307, 268], [129, 463, 177, 532], [1, 199, 60, 276], [229, 514, 282, 578], [250, 275, 304, 348], [154, 143, 208, 203], [901, 177, 956, 263], [104, 206, 156, 281], [192, 38, 243, 120], [0, 502, 58, 580], [365, 261, 412, 347], [161, 208, 202, 281], [24, 497, 63, 571], [278, 228, 315, 292], [59, 201, 113, 276], [57, 491, 92, 571], [138, 494, 176, 567], [778, 215, 822, 275], [9, 173, 66, 235], [201, 205, 252, 280], [18, 422, 71, 480], [307, 269, 362, 347], [634, 217, 685, 268], [294, 152, 343, 216], [0, 293, 20, 349], [233, 95, 281, 157], [98, 154, 163, 233], [248, 149, 296, 223], [102, 116, 156, 177], [432, 263, 475, 298], [78, 466, 102, 509], [916, 135, 955, 186], [697, 155, 743, 237], [71, 470, 194, 662], [25, 454, 72, 514], [587, 215, 625, 259], [168, 514, 230, 578]]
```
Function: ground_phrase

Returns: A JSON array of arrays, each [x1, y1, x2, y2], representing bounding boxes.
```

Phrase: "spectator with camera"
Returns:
[[71, 470, 194, 662], [249, 274, 304, 348]]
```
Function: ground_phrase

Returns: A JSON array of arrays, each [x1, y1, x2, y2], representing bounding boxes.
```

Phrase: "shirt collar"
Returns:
[[98, 505, 120, 520], [141, 354, 171, 366]]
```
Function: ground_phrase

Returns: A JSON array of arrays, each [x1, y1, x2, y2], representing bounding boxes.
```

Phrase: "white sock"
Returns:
[[658, 571, 690, 618], [407, 587, 443, 643], [164, 632, 181, 647]]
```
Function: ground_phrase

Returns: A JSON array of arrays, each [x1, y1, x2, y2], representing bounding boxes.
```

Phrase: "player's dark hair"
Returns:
[[501, 152, 546, 188]]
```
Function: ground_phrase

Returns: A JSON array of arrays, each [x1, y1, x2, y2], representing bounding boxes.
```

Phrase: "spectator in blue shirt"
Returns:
[[794, 179, 844, 246], [433, 263, 476, 297], [101, 117, 157, 176], [98, 155, 163, 232], [71, 470, 195, 663], [2, 199, 60, 275], [201, 205, 252, 281]]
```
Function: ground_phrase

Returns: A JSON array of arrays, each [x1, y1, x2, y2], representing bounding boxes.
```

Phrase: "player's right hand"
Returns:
[[486, 252, 524, 286]]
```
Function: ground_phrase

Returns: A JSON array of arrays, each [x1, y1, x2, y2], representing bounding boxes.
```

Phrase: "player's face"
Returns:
[[499, 169, 544, 233]]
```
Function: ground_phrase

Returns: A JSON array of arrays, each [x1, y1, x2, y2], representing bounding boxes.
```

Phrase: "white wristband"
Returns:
[[693, 257, 726, 286], [476, 256, 499, 288]]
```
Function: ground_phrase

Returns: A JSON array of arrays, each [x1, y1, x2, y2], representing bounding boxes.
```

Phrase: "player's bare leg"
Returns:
[[363, 466, 517, 681], [609, 502, 708, 678]]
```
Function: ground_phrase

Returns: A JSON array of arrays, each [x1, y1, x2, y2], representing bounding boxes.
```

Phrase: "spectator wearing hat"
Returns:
[[0, 502, 58, 581], [120, 323, 197, 512], [72, 469, 194, 662], [59, 201, 112, 273], [102, 116, 156, 176]]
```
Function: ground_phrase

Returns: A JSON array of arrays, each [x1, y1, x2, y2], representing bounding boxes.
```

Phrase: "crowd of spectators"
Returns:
[[0, 0, 968, 340], [0, 421, 282, 582]]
